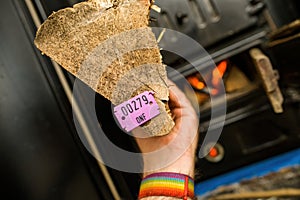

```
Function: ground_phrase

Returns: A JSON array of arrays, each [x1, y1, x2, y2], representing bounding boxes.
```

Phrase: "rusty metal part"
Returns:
[[268, 20, 300, 47], [269, 19, 300, 40], [250, 48, 284, 113]]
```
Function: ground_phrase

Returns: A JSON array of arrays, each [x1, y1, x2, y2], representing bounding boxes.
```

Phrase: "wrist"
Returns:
[[143, 161, 194, 178], [143, 149, 196, 178]]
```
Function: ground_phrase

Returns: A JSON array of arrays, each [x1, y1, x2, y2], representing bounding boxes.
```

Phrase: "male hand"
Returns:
[[133, 80, 199, 177]]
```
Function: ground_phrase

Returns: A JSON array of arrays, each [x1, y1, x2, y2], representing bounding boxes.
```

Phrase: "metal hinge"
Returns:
[[250, 48, 284, 113]]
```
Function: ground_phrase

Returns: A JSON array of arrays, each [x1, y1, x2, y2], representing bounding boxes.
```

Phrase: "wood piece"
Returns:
[[34, 0, 175, 136]]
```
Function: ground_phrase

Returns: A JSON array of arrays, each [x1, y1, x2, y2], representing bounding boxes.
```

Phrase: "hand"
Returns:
[[133, 80, 199, 177]]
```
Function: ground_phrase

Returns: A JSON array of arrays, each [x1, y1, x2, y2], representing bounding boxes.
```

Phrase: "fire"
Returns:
[[188, 60, 228, 95], [212, 60, 227, 86], [187, 76, 205, 90], [211, 60, 228, 95]]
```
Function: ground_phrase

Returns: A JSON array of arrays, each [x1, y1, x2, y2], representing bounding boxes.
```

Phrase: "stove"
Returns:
[[149, 0, 300, 181]]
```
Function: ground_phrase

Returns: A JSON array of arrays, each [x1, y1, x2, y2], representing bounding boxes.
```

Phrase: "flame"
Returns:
[[212, 60, 227, 86], [187, 76, 205, 90], [188, 60, 227, 95], [211, 60, 228, 95]]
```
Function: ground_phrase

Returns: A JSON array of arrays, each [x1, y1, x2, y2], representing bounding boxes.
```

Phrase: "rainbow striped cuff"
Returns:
[[138, 172, 194, 200]]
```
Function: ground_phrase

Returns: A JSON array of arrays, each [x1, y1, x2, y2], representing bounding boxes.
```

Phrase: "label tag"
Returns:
[[114, 91, 160, 132]]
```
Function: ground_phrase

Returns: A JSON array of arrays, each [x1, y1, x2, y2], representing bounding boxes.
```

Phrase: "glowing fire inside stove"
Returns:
[[212, 60, 227, 86], [187, 76, 206, 90], [188, 60, 228, 95]]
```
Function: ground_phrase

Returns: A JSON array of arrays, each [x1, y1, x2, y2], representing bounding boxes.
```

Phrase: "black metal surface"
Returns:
[[149, 0, 300, 182], [151, 0, 259, 48], [189, 45, 300, 180], [166, 30, 267, 81], [195, 88, 300, 181], [265, 0, 300, 28], [267, 35, 300, 89], [0, 1, 113, 199], [34, 0, 73, 16], [150, 0, 268, 81], [68, 78, 142, 199]]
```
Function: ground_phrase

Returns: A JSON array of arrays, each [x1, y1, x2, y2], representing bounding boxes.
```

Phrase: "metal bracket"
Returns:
[[250, 48, 284, 113]]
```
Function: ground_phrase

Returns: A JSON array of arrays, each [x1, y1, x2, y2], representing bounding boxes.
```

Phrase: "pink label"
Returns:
[[114, 91, 160, 132]]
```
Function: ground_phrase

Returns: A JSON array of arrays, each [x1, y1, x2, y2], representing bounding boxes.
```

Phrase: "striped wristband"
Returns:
[[138, 172, 194, 200]]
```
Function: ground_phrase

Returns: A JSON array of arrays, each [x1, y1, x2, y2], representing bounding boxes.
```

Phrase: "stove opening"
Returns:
[[184, 51, 259, 110]]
